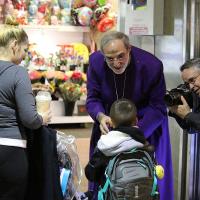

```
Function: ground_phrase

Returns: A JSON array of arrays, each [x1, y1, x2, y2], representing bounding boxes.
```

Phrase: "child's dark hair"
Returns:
[[109, 98, 137, 127]]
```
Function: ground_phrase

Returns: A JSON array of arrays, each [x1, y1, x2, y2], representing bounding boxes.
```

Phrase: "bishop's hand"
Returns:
[[97, 112, 113, 135]]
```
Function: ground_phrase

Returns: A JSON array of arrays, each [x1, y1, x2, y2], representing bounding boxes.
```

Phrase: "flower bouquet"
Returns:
[[59, 81, 86, 102], [28, 70, 50, 96], [29, 70, 43, 83], [59, 71, 87, 115], [59, 82, 86, 115], [66, 71, 87, 85], [28, 68, 87, 115], [42, 70, 68, 99]]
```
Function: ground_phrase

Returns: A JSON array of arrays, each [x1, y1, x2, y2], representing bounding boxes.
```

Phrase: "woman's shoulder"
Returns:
[[0, 62, 28, 78], [15, 65, 28, 75]]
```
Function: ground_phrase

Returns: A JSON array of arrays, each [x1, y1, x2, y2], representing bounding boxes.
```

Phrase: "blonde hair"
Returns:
[[0, 16, 28, 47]]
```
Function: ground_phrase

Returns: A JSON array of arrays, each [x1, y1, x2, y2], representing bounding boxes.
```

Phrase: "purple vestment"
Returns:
[[86, 46, 174, 200]]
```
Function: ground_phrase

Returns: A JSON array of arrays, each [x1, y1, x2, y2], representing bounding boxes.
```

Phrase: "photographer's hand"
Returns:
[[169, 96, 191, 119]]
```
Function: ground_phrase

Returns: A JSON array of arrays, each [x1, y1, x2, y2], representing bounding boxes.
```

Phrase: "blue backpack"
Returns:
[[98, 149, 159, 200]]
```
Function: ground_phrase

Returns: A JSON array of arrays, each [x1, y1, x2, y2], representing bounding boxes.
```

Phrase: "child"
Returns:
[[84, 98, 153, 199]]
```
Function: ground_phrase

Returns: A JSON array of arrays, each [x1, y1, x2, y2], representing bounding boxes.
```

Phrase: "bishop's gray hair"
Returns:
[[100, 31, 130, 53]]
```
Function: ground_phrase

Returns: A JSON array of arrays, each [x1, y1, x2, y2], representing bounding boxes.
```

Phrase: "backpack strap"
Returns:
[[151, 170, 159, 197], [106, 154, 119, 176], [98, 153, 120, 200], [98, 174, 112, 200]]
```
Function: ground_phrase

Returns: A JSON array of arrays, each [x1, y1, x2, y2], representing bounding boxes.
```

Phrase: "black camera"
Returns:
[[164, 84, 192, 106]]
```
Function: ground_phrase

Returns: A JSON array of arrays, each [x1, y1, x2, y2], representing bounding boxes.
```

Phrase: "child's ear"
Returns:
[[111, 120, 116, 128], [135, 117, 138, 124], [132, 117, 138, 127]]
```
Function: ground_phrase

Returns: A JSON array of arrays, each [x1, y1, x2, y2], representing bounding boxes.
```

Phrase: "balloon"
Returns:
[[97, 17, 115, 32], [98, 0, 106, 6], [72, 0, 84, 8], [28, 3, 38, 16], [83, 0, 97, 7], [78, 6, 93, 26], [155, 165, 165, 179], [58, 0, 71, 9]]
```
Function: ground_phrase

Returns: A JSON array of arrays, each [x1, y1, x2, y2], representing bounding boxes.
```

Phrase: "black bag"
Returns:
[[98, 149, 159, 200]]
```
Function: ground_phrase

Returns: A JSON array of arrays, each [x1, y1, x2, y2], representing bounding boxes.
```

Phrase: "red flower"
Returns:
[[71, 71, 82, 80], [29, 70, 42, 80], [71, 71, 84, 84]]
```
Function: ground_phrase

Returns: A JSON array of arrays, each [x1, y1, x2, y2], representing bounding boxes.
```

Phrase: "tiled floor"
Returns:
[[76, 138, 90, 192], [50, 124, 93, 192]]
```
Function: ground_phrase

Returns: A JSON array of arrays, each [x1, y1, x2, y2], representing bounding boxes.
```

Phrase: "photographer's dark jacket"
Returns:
[[170, 93, 200, 132]]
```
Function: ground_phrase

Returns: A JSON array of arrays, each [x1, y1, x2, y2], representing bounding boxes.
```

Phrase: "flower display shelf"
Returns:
[[20, 25, 90, 33], [49, 116, 93, 124]]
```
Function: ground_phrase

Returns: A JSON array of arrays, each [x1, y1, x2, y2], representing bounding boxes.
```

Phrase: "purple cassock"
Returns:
[[86, 46, 174, 200]]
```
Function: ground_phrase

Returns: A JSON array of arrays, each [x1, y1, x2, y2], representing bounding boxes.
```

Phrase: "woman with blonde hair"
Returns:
[[0, 16, 51, 200]]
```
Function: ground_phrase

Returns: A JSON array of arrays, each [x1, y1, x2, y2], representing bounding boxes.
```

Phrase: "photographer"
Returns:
[[168, 58, 200, 132]]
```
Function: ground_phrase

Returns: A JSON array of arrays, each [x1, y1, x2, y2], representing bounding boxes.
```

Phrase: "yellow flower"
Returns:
[[82, 73, 87, 82], [65, 71, 74, 78]]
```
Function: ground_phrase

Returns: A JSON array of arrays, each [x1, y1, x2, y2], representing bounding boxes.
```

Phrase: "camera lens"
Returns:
[[164, 94, 174, 106]]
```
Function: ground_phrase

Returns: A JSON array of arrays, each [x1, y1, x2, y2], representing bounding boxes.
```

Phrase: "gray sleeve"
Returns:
[[14, 67, 43, 129]]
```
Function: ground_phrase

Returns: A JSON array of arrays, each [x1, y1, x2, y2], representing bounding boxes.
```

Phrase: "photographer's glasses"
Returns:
[[184, 74, 200, 87]]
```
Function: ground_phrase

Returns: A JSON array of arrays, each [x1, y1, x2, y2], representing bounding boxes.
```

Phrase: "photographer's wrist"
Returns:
[[184, 112, 192, 120]]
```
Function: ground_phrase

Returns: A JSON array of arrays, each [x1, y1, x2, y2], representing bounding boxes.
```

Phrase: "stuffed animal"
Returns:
[[97, 16, 114, 32], [71, 6, 93, 26], [71, 0, 84, 8], [83, 0, 97, 8], [90, 4, 115, 32], [77, 6, 93, 26]]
